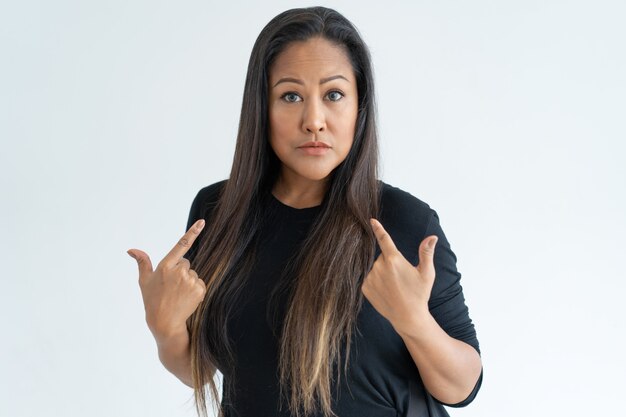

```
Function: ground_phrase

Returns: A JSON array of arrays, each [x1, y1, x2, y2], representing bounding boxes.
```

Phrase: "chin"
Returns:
[[302, 172, 333, 182], [301, 167, 337, 181], [281, 158, 344, 183]]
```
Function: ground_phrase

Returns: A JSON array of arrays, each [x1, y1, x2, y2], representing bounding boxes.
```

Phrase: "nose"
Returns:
[[301, 98, 326, 133]]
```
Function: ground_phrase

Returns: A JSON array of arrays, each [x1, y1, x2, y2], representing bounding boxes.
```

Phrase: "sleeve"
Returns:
[[182, 180, 226, 265], [182, 189, 204, 265], [423, 209, 483, 407]]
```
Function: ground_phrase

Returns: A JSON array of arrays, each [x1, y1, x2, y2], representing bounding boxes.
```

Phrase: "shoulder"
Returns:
[[377, 181, 437, 263], [378, 181, 435, 232], [195, 179, 228, 204], [184, 180, 227, 261], [379, 181, 433, 216], [187, 179, 228, 223]]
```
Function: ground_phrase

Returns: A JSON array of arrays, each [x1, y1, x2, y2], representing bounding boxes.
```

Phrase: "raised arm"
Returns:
[[127, 219, 216, 387], [362, 218, 482, 405]]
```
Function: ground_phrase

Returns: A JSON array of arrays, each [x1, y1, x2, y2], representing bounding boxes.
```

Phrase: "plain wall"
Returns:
[[2, 0, 625, 416]]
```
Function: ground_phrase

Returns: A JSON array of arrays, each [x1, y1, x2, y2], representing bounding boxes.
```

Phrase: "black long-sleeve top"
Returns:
[[184, 180, 482, 417]]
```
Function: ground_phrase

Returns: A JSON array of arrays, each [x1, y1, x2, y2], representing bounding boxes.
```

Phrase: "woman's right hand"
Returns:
[[127, 219, 207, 341]]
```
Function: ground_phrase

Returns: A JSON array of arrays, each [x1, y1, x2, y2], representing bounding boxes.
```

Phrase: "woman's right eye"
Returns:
[[280, 92, 302, 103]]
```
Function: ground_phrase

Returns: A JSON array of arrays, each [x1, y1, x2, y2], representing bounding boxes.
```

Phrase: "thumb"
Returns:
[[416, 236, 438, 276], [127, 249, 154, 277]]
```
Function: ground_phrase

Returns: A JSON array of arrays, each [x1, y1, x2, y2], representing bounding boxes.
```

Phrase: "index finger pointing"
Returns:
[[163, 219, 205, 266], [370, 218, 398, 257]]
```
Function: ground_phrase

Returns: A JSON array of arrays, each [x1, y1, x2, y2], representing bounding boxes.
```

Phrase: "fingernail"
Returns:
[[196, 219, 205, 229], [127, 250, 136, 260], [428, 238, 438, 250]]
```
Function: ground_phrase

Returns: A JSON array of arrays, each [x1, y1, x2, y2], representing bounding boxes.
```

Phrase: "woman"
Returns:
[[127, 6, 483, 417]]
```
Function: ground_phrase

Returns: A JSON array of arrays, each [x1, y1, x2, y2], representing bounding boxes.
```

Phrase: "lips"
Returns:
[[298, 141, 331, 148], [297, 140, 332, 156]]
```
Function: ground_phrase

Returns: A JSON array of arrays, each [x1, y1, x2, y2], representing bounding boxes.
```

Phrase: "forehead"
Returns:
[[269, 37, 354, 80]]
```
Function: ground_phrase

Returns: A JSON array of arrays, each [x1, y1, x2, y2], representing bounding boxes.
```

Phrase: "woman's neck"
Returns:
[[271, 174, 328, 209]]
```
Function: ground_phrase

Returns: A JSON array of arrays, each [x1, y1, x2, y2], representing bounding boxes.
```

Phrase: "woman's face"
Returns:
[[268, 36, 359, 186]]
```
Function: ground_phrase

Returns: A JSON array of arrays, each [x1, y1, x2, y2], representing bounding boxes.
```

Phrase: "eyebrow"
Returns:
[[272, 74, 349, 88]]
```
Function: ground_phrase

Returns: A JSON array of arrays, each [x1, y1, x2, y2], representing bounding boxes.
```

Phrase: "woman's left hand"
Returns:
[[361, 218, 439, 335]]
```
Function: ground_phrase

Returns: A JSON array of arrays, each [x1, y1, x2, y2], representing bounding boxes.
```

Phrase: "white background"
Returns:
[[2, 1, 625, 416]]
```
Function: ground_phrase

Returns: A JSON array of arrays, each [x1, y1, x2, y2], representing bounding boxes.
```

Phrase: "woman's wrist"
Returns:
[[153, 324, 190, 348], [391, 306, 434, 341]]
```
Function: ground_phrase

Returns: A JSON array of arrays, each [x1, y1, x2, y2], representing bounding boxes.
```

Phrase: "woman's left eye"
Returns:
[[326, 91, 344, 101]]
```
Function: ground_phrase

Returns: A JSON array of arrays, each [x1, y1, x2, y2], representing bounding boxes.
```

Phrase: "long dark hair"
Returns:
[[187, 6, 380, 417]]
